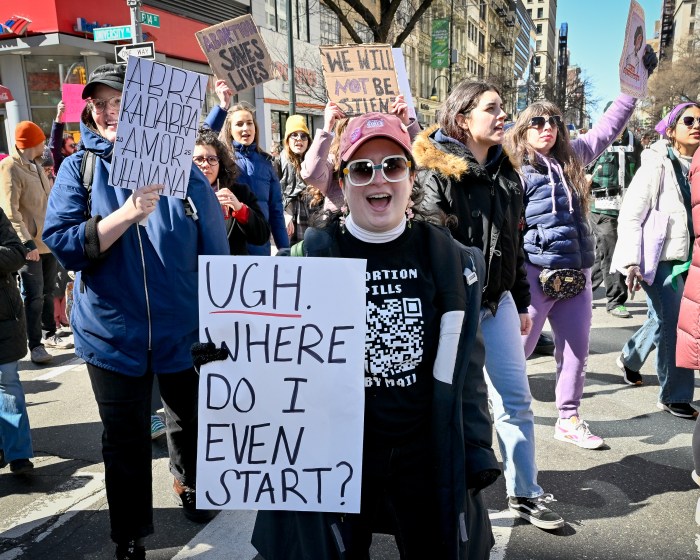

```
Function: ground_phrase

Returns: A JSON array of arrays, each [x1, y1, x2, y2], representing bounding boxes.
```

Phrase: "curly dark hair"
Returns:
[[195, 127, 239, 190]]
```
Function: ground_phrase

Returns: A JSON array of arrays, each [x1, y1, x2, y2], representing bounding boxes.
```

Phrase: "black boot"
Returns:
[[534, 332, 555, 355]]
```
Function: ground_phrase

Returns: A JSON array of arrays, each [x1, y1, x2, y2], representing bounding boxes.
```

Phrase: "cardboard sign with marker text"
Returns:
[[320, 44, 399, 116], [196, 14, 273, 95]]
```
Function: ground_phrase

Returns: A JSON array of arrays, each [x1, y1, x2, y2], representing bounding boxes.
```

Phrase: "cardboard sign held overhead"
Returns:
[[320, 44, 399, 116], [196, 14, 273, 95], [108, 56, 208, 199], [619, 0, 648, 98], [61, 84, 85, 123], [196, 256, 367, 513]]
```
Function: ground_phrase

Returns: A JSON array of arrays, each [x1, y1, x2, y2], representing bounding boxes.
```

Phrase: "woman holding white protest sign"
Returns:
[[194, 128, 270, 255], [42, 64, 229, 560], [249, 112, 499, 559]]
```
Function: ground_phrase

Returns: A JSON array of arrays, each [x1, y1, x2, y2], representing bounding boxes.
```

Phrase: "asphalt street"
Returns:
[[1, 287, 699, 559]]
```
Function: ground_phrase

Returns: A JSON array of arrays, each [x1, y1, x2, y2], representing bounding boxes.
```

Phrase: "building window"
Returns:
[[535, 55, 541, 66], [527, 9, 532, 17], [537, 7, 543, 18], [320, 4, 340, 44], [478, 31, 485, 53], [536, 23, 542, 34], [478, 64, 485, 79], [479, 2, 487, 20], [536, 39, 542, 50], [691, 2, 696, 16], [354, 22, 374, 43], [25, 55, 86, 135]]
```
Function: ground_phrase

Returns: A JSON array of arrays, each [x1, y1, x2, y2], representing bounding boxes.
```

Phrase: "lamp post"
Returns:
[[126, 0, 143, 44], [430, 74, 451, 101]]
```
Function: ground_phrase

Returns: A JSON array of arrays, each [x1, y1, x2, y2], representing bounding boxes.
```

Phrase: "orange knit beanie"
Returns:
[[15, 121, 46, 149]]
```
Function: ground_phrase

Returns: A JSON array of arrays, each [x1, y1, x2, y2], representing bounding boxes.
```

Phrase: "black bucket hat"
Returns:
[[82, 64, 126, 99]]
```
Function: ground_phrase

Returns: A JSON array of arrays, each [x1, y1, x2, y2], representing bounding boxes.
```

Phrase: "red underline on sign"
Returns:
[[210, 310, 303, 318]]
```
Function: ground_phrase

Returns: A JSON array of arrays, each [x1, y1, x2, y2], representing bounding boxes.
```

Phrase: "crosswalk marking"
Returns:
[[35, 357, 85, 381]]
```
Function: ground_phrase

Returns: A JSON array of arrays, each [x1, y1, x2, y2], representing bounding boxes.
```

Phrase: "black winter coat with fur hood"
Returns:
[[414, 125, 530, 314]]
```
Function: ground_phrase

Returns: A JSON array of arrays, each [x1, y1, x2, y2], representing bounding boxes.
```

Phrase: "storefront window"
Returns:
[[25, 55, 86, 137]]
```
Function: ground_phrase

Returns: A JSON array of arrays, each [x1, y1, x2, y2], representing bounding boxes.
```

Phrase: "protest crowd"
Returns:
[[3, 7, 700, 560]]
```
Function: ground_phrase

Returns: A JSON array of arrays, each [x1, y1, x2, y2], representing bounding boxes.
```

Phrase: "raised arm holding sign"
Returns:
[[619, 0, 648, 98]]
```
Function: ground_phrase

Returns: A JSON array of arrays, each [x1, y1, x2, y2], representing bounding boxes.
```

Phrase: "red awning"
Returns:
[[0, 85, 13, 103]]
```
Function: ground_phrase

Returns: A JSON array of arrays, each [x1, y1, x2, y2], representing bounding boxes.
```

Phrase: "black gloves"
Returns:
[[191, 341, 228, 373], [643, 44, 658, 76]]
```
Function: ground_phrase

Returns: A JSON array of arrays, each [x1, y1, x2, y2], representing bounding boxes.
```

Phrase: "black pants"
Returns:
[[19, 253, 57, 348], [345, 435, 438, 560], [87, 363, 200, 543], [591, 212, 628, 310]]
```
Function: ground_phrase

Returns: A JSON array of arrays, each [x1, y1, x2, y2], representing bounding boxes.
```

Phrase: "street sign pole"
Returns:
[[127, 0, 143, 44]]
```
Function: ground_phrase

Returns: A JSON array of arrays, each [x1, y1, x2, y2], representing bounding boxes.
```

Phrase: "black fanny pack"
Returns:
[[539, 268, 586, 300]]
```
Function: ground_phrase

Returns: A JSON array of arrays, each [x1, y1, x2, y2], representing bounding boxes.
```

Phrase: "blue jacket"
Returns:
[[43, 123, 229, 375], [204, 105, 288, 255], [521, 93, 636, 270]]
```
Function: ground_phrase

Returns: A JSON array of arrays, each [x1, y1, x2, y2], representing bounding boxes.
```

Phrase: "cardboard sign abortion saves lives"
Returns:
[[109, 57, 207, 199], [196, 14, 272, 95], [321, 44, 400, 115], [197, 256, 367, 513]]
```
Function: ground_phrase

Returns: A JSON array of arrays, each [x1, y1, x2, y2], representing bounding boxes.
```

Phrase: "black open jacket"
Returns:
[[414, 126, 530, 315], [0, 207, 27, 363]]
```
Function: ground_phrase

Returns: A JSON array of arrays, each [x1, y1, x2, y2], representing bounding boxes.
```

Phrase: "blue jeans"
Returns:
[[19, 253, 57, 349], [0, 361, 34, 462], [621, 260, 695, 403], [480, 292, 542, 498], [87, 362, 200, 544]]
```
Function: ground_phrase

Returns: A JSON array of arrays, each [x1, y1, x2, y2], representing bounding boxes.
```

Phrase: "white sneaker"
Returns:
[[554, 416, 605, 449], [43, 334, 74, 349]]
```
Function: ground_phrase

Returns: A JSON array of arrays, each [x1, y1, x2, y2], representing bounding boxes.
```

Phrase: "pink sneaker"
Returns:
[[554, 416, 605, 449]]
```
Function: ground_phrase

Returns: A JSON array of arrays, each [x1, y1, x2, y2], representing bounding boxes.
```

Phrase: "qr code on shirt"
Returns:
[[366, 298, 424, 377]]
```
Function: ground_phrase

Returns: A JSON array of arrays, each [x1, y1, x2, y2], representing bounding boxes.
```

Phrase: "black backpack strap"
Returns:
[[79, 150, 97, 218]]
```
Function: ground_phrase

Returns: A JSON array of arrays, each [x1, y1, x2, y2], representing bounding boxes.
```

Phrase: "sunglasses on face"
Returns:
[[193, 155, 220, 166], [88, 96, 122, 113], [342, 155, 411, 187], [529, 115, 562, 129], [681, 116, 700, 128], [289, 132, 309, 141]]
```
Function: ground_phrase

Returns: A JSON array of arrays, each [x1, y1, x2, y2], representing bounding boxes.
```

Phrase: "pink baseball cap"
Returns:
[[339, 112, 412, 163]]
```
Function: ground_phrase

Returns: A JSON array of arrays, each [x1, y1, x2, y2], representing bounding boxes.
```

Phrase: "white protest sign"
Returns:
[[392, 48, 417, 122], [197, 256, 367, 513], [619, 0, 647, 98], [109, 57, 207, 199]]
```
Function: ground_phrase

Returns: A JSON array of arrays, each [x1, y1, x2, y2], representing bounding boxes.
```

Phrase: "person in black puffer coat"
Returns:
[[0, 206, 34, 474]]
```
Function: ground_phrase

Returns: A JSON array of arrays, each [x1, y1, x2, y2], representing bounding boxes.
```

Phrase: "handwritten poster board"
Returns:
[[61, 84, 85, 123], [196, 14, 273, 95], [320, 44, 399, 116], [619, 0, 647, 97], [197, 256, 367, 513], [108, 57, 207, 199]]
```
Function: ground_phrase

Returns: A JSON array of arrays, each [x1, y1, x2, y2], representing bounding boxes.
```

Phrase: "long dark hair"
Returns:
[[219, 103, 265, 155], [506, 100, 590, 215], [438, 80, 501, 145], [195, 128, 239, 191]]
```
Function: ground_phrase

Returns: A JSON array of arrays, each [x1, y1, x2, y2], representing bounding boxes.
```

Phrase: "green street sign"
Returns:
[[140, 11, 160, 28], [94, 25, 132, 42], [431, 18, 450, 69]]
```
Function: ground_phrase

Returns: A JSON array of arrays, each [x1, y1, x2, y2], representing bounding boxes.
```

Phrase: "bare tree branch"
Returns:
[[321, 0, 364, 43], [393, 0, 436, 47]]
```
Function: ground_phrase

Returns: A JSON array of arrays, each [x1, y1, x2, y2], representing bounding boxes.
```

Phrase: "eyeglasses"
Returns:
[[529, 115, 562, 129], [681, 116, 700, 128], [342, 155, 412, 187], [193, 155, 220, 166], [289, 132, 309, 141], [88, 96, 122, 113]]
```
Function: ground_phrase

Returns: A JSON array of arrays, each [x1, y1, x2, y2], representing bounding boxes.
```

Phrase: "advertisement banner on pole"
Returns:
[[431, 18, 449, 69]]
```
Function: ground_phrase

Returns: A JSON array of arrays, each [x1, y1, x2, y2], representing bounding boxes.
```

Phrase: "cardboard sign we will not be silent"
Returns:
[[320, 44, 400, 116], [196, 14, 273, 95]]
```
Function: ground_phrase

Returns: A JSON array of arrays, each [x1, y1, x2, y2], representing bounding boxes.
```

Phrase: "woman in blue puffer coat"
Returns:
[[205, 101, 289, 255]]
